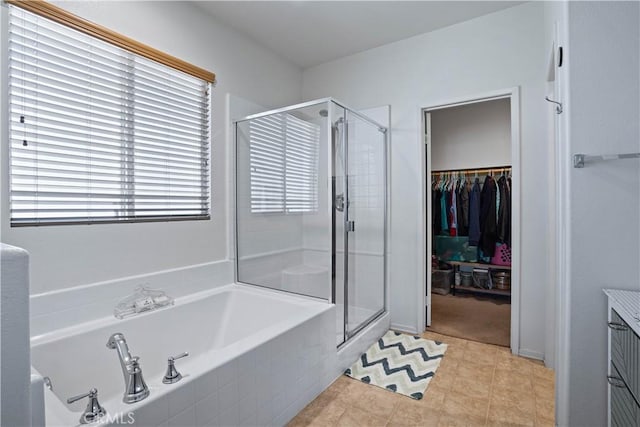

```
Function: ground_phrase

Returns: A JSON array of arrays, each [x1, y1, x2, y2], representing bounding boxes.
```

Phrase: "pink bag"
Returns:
[[491, 243, 512, 266]]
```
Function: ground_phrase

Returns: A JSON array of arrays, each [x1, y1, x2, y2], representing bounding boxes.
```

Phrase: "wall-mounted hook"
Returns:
[[545, 96, 563, 114]]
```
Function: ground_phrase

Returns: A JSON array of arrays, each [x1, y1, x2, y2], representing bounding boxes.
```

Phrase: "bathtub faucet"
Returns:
[[106, 333, 150, 404]]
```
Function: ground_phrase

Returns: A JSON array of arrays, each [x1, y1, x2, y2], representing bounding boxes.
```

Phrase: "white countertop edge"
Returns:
[[604, 289, 640, 337]]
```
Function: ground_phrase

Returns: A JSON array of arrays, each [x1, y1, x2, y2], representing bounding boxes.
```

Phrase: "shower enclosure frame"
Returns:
[[233, 98, 389, 344]]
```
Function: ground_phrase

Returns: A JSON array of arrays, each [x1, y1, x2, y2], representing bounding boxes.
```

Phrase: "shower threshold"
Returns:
[[335, 304, 382, 345]]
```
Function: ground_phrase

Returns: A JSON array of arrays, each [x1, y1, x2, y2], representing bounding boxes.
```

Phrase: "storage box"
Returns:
[[432, 269, 453, 295], [492, 271, 511, 290], [435, 236, 477, 262], [472, 268, 492, 289]]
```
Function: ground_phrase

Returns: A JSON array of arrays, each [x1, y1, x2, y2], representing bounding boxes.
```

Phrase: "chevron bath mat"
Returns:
[[344, 330, 448, 400]]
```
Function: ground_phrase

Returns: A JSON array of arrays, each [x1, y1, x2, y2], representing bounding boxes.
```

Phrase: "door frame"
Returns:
[[419, 87, 521, 355]]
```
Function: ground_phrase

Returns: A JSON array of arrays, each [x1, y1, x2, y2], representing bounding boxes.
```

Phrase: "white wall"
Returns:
[[431, 98, 511, 170], [303, 2, 550, 358], [0, 1, 303, 294], [565, 2, 639, 425]]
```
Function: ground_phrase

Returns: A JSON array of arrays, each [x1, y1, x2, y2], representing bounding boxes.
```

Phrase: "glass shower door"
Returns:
[[344, 110, 386, 338]]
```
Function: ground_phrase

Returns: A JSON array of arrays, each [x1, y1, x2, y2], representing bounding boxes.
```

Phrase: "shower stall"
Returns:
[[235, 98, 387, 346]]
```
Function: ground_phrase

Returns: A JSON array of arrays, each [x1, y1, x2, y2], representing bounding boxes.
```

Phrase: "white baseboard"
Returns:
[[390, 322, 419, 335], [519, 348, 545, 361]]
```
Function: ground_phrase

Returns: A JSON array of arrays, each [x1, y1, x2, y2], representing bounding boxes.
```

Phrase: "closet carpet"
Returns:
[[428, 293, 510, 347]]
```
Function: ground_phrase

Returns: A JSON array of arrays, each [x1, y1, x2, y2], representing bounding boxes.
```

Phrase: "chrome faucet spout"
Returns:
[[106, 333, 149, 403], [106, 333, 133, 383]]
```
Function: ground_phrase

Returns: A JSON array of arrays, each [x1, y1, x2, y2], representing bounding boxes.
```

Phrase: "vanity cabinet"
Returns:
[[610, 361, 640, 427], [605, 290, 640, 427]]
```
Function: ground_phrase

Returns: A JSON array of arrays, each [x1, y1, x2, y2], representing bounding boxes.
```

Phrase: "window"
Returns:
[[8, 5, 212, 226], [249, 113, 319, 213]]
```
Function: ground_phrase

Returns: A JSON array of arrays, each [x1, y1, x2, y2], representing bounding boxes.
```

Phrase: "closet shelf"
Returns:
[[453, 285, 511, 297], [445, 260, 512, 270], [442, 261, 512, 297], [431, 165, 511, 175]]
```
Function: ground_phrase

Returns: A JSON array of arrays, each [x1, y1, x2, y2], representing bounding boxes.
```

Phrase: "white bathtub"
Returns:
[[31, 284, 337, 426]]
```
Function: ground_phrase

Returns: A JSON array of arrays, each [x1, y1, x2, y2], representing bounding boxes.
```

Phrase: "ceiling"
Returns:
[[193, 1, 525, 68]]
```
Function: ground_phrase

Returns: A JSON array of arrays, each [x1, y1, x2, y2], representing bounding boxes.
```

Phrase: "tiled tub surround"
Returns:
[[31, 284, 338, 426], [30, 260, 234, 337]]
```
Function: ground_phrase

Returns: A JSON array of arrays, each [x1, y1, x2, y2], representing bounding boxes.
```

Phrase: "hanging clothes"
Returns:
[[433, 186, 442, 236], [449, 185, 458, 236], [456, 179, 467, 236], [479, 175, 498, 257], [506, 176, 512, 246], [468, 178, 481, 245], [460, 180, 470, 233], [497, 175, 511, 244], [496, 179, 501, 220], [440, 189, 448, 232], [431, 168, 511, 262], [432, 185, 442, 254], [445, 189, 452, 232]]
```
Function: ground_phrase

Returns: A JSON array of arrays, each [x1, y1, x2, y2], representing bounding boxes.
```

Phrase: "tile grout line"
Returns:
[[384, 400, 400, 426], [484, 351, 498, 426], [531, 371, 539, 426]]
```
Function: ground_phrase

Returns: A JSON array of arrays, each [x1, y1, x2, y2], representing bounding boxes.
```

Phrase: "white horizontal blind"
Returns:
[[249, 115, 285, 213], [249, 113, 319, 214], [284, 115, 320, 212], [8, 7, 210, 226]]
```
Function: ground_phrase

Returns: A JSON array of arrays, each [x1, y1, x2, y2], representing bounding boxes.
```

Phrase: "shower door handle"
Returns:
[[346, 221, 355, 232]]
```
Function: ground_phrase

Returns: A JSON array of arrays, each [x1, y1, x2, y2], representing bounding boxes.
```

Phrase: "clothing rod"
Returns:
[[431, 165, 511, 174], [573, 153, 640, 168]]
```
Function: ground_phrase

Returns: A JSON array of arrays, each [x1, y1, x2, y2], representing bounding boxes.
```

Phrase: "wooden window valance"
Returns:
[[5, 0, 216, 83]]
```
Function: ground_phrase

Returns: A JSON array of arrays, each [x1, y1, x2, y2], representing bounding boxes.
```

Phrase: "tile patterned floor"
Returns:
[[288, 331, 555, 427]]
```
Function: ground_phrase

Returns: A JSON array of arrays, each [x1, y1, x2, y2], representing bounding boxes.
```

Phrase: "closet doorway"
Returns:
[[421, 89, 520, 353]]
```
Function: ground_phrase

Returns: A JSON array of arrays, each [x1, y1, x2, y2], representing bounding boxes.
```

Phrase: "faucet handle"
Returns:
[[67, 388, 96, 404], [163, 352, 189, 384], [67, 388, 106, 424], [169, 352, 189, 362]]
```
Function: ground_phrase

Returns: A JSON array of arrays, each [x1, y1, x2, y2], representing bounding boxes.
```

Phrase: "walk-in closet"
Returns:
[[424, 97, 514, 348]]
